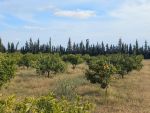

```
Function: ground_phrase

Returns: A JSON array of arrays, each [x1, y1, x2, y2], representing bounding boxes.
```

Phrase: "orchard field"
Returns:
[[1, 0, 150, 112], [0, 53, 149, 113]]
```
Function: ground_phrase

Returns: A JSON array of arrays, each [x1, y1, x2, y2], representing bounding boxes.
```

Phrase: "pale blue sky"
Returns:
[[0, 0, 150, 47]]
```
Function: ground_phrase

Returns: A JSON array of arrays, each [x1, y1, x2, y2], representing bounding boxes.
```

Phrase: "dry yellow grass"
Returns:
[[0, 64, 85, 100], [0, 61, 150, 113]]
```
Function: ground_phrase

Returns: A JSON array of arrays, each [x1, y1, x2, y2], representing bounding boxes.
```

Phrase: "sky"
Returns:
[[0, 0, 150, 47]]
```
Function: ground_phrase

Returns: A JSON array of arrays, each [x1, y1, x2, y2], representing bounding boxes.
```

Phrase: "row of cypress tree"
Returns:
[[0, 38, 150, 59]]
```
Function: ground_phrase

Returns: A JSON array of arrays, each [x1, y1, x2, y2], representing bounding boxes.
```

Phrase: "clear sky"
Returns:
[[0, 0, 150, 47]]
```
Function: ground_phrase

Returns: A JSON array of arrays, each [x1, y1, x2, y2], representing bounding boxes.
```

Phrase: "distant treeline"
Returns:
[[0, 38, 150, 58]]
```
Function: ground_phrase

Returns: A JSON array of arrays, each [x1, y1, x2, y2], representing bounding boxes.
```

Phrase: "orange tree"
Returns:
[[18, 53, 34, 69], [36, 54, 66, 78], [62, 54, 83, 69], [0, 54, 16, 87], [109, 54, 143, 78], [86, 58, 116, 89]]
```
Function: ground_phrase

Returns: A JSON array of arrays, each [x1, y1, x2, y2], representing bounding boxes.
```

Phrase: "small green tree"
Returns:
[[0, 56, 16, 87], [82, 54, 91, 64], [109, 54, 143, 78], [86, 59, 116, 103], [132, 55, 143, 71], [62, 54, 83, 69], [18, 53, 34, 68], [86, 59, 116, 89], [36, 55, 66, 78], [8, 52, 23, 66]]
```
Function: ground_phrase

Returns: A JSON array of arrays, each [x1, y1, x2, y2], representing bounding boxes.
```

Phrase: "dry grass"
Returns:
[[0, 61, 150, 113], [0, 64, 84, 99]]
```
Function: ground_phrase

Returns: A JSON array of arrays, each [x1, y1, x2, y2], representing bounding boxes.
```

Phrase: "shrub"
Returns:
[[0, 93, 93, 113], [54, 76, 88, 100]]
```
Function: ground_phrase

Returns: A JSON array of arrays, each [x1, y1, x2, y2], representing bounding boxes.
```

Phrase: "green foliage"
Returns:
[[82, 54, 91, 63], [109, 54, 144, 78], [54, 76, 88, 100], [0, 93, 93, 113], [36, 54, 66, 77], [18, 53, 34, 68], [133, 55, 144, 70], [62, 54, 84, 69], [86, 54, 143, 88], [7, 53, 23, 65], [0, 55, 16, 87], [86, 59, 116, 89]]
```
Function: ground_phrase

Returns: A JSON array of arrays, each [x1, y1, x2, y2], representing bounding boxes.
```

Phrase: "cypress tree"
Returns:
[[66, 38, 72, 54], [86, 39, 89, 53], [118, 38, 122, 53], [101, 41, 105, 54], [135, 40, 139, 54], [49, 38, 52, 53], [129, 44, 133, 54], [8, 42, 11, 53]]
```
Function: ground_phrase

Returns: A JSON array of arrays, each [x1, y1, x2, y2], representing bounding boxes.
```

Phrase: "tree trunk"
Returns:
[[47, 71, 50, 78], [72, 65, 76, 69], [121, 74, 124, 79], [105, 86, 108, 105]]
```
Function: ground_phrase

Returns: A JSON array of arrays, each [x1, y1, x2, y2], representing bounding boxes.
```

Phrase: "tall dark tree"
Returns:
[[118, 38, 122, 53], [49, 38, 52, 53], [0, 38, 5, 52], [25, 41, 29, 53], [15, 42, 19, 51], [144, 40, 148, 52], [79, 41, 85, 54], [124, 44, 129, 54], [101, 41, 105, 54], [86, 39, 89, 52], [29, 38, 33, 53], [135, 40, 139, 54], [144, 41, 149, 58], [37, 38, 40, 53], [121, 43, 125, 53], [8, 42, 11, 53], [129, 44, 133, 54], [106, 44, 109, 54], [66, 38, 72, 53], [72, 42, 77, 54], [10, 43, 15, 53]]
